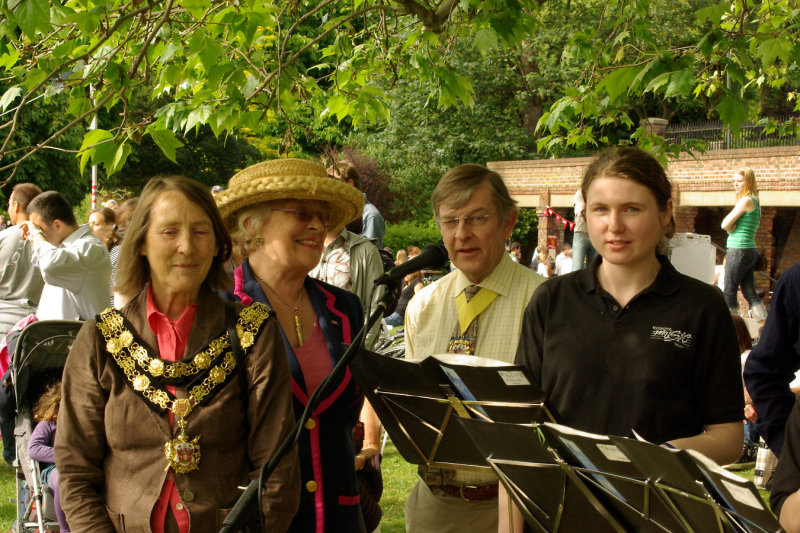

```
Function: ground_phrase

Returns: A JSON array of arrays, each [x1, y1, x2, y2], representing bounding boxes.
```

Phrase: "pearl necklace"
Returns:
[[255, 273, 305, 347]]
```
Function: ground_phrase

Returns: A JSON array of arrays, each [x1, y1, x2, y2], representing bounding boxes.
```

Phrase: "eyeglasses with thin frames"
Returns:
[[435, 213, 493, 231], [274, 207, 332, 228]]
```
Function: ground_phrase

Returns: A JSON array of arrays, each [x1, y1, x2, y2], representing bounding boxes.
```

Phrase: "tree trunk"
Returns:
[[520, 41, 544, 137]]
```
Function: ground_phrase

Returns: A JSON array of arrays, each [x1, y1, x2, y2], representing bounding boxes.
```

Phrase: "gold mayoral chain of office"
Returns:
[[96, 303, 271, 474]]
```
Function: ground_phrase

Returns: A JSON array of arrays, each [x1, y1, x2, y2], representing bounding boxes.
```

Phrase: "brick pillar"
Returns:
[[674, 206, 698, 233], [537, 190, 554, 252]]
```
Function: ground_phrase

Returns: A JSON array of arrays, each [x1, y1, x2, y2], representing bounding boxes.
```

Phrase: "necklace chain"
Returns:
[[255, 272, 305, 347], [95, 304, 271, 473]]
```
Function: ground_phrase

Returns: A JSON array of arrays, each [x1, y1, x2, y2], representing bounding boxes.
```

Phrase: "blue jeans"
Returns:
[[724, 248, 767, 320], [572, 232, 596, 271], [384, 312, 403, 327], [744, 420, 759, 446]]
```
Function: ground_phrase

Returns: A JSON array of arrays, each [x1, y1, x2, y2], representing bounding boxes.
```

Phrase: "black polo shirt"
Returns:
[[515, 255, 743, 444]]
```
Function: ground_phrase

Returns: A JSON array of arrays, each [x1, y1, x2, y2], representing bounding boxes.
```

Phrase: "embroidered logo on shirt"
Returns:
[[650, 326, 693, 349]]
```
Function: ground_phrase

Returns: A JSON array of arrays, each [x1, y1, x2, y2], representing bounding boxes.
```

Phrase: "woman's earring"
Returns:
[[253, 233, 265, 246]]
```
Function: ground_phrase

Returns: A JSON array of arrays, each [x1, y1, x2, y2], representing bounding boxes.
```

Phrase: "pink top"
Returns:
[[293, 320, 333, 394], [145, 285, 197, 533]]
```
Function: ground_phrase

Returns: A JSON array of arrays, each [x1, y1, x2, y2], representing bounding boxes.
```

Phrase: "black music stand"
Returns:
[[457, 418, 780, 533], [348, 350, 555, 471]]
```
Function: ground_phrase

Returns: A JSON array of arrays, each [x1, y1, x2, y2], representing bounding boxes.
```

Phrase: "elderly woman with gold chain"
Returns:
[[55, 175, 300, 532], [216, 159, 376, 532]]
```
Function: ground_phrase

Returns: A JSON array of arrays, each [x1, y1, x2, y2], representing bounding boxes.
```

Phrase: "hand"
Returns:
[[354, 446, 378, 471], [18, 221, 35, 240], [745, 403, 758, 423]]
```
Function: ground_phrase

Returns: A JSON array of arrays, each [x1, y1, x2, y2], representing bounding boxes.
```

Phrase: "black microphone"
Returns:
[[374, 243, 449, 285]]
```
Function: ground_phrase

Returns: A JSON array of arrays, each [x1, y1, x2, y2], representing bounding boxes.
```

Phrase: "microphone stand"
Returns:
[[220, 280, 402, 532]]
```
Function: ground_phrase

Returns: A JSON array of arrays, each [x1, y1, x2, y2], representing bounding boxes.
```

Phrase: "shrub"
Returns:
[[384, 219, 442, 254]]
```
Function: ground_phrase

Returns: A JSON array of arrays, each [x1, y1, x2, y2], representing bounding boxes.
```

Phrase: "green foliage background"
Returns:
[[384, 220, 443, 255]]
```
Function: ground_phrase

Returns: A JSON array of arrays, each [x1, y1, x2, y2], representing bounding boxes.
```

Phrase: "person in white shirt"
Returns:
[[554, 245, 573, 275], [21, 191, 111, 320], [0, 183, 44, 337], [554, 243, 572, 274]]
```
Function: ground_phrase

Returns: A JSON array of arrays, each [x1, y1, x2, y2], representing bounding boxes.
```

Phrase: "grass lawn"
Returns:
[[0, 440, 772, 532], [0, 440, 420, 532]]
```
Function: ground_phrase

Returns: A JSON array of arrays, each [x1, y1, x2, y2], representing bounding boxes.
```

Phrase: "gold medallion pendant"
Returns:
[[165, 431, 201, 474], [164, 398, 201, 473], [447, 338, 475, 355]]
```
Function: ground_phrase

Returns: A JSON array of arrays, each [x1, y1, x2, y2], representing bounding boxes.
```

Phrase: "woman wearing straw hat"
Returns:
[[216, 158, 374, 532]]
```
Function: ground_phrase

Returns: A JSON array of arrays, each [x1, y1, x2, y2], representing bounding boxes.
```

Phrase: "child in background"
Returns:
[[28, 380, 69, 532]]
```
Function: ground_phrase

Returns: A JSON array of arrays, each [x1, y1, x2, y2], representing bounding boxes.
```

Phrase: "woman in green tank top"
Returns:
[[720, 168, 767, 320]]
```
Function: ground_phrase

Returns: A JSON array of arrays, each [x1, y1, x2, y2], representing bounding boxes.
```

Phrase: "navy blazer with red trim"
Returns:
[[233, 259, 365, 533]]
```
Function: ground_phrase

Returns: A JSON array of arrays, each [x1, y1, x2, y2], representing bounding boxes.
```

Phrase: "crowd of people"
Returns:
[[0, 147, 797, 533]]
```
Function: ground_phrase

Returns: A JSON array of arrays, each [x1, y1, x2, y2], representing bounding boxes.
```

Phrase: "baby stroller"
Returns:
[[11, 320, 82, 533]]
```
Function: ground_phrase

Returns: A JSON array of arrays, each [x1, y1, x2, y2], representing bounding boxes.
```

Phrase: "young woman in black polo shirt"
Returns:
[[500, 147, 744, 532]]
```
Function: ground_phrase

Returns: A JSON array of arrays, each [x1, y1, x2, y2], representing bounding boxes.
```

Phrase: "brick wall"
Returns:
[[489, 146, 800, 290]]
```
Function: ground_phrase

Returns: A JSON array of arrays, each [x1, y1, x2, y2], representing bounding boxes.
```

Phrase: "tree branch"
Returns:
[[0, 89, 116, 174]]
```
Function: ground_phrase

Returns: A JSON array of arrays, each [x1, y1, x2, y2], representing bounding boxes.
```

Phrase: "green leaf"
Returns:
[[613, 30, 630, 45], [664, 71, 695, 99], [78, 129, 113, 174], [149, 129, 184, 163], [108, 142, 132, 176], [185, 106, 212, 133], [66, 95, 93, 118], [696, 4, 728, 25], [598, 67, 637, 101], [0, 47, 20, 70], [0, 86, 22, 111], [62, 6, 101, 35], [644, 71, 671, 93], [25, 69, 48, 92], [472, 28, 499, 56], [242, 74, 260, 99], [756, 38, 793, 68], [718, 94, 747, 135], [12, 0, 50, 39]]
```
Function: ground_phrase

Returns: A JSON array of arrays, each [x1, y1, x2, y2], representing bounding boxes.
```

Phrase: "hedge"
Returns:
[[383, 220, 443, 255]]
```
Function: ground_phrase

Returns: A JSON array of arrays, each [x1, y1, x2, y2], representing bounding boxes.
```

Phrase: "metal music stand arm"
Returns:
[[219, 282, 400, 533]]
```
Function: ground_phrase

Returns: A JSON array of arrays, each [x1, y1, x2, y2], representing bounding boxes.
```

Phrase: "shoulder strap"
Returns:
[[225, 301, 249, 417]]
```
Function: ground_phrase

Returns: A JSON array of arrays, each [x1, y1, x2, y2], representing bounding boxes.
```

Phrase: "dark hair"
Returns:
[[10, 183, 42, 212], [26, 191, 77, 226], [332, 161, 362, 190], [581, 147, 676, 239], [90, 207, 120, 250], [433, 163, 518, 221], [91, 207, 116, 225], [510, 242, 521, 251], [115, 176, 232, 298], [115, 197, 138, 240], [731, 313, 753, 353]]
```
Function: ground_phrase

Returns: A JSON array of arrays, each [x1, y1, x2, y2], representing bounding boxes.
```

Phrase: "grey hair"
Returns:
[[230, 201, 272, 259]]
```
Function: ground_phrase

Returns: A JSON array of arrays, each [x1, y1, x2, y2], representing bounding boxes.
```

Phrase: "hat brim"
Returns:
[[216, 159, 365, 231]]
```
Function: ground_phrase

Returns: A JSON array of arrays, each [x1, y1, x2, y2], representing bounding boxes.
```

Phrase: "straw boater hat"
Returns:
[[215, 158, 365, 230]]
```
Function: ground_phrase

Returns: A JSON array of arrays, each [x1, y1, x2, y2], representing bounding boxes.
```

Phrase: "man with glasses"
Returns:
[[403, 164, 544, 532]]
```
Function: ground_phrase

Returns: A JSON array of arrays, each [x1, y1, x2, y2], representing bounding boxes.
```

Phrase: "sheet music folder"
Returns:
[[349, 350, 554, 471], [457, 418, 780, 533]]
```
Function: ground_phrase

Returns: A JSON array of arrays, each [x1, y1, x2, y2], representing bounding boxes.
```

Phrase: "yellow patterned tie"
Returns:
[[447, 285, 498, 355]]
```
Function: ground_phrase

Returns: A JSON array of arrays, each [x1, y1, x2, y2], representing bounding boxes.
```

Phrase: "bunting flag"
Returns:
[[542, 206, 575, 231]]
